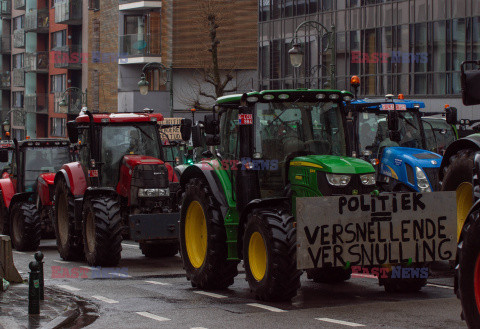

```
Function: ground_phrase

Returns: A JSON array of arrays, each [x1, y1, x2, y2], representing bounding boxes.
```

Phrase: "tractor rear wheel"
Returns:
[[458, 208, 480, 327], [243, 208, 301, 301], [54, 179, 84, 260], [10, 202, 41, 251], [307, 267, 351, 283], [179, 178, 238, 289], [82, 196, 123, 267], [140, 241, 179, 258]]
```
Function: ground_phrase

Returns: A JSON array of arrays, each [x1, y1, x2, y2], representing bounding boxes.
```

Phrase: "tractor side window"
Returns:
[[78, 128, 91, 165], [219, 108, 239, 160]]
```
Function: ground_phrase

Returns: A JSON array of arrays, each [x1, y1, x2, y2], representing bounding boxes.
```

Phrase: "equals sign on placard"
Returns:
[[371, 212, 392, 222]]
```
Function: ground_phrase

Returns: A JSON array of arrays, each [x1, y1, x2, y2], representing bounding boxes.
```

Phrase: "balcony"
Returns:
[[55, 0, 82, 25], [118, 33, 161, 64], [55, 91, 84, 115], [25, 52, 49, 73], [0, 1, 11, 17], [119, 0, 162, 11], [53, 45, 82, 70], [25, 94, 48, 113], [13, 29, 24, 48], [13, 69, 24, 87], [0, 36, 11, 54], [25, 9, 49, 33], [13, 0, 25, 10], [0, 72, 10, 89]]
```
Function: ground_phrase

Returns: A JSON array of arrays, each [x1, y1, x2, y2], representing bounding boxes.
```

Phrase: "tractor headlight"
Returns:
[[360, 173, 376, 186], [138, 188, 170, 198], [415, 167, 431, 193], [326, 173, 351, 187]]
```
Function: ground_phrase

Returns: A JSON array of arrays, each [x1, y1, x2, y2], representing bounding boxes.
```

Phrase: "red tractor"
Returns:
[[0, 139, 71, 251], [54, 111, 183, 266]]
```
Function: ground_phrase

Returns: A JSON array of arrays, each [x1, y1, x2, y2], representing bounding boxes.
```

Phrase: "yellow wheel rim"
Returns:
[[185, 201, 207, 269], [248, 232, 267, 281], [457, 182, 473, 242]]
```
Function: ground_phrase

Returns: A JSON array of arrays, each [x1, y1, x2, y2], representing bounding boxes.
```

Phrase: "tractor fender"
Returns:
[[0, 178, 16, 209], [439, 135, 480, 181], [237, 197, 290, 258], [54, 162, 88, 198], [180, 164, 228, 217], [37, 173, 55, 206], [9, 192, 34, 211]]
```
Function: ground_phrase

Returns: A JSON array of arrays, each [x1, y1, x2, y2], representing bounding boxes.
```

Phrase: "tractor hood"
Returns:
[[381, 147, 442, 169], [122, 155, 165, 169], [292, 155, 375, 174], [38, 172, 56, 185]]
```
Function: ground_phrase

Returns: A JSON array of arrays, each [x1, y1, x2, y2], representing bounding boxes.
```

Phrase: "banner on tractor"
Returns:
[[160, 118, 183, 142], [296, 192, 456, 270]]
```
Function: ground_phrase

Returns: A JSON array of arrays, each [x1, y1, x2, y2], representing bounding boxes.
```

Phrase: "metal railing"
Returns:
[[13, 69, 24, 87], [0, 1, 11, 16], [25, 94, 48, 113], [25, 52, 49, 72], [13, 29, 24, 48], [0, 36, 11, 54], [55, 0, 82, 25], [13, 0, 25, 10], [26, 9, 49, 32], [0, 72, 10, 89], [53, 45, 82, 69], [119, 33, 161, 57]]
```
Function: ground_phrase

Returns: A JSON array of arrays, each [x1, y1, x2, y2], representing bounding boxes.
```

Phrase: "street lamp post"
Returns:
[[2, 108, 27, 139], [58, 87, 87, 114], [137, 62, 173, 117], [288, 21, 336, 89]]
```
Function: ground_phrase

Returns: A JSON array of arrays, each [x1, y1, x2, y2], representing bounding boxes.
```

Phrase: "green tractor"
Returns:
[[177, 89, 386, 301]]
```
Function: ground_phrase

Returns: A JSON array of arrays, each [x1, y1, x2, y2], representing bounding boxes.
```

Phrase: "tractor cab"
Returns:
[[0, 140, 13, 174], [422, 116, 457, 155]]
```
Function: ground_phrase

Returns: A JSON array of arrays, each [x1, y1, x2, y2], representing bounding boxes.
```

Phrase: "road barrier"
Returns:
[[0, 235, 22, 283]]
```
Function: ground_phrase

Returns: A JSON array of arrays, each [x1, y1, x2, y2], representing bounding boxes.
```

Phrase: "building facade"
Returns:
[[258, 0, 480, 116]]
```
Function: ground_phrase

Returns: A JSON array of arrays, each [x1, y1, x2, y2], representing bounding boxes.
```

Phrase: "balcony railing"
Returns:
[[0, 36, 11, 54], [13, 69, 24, 87], [25, 94, 48, 113], [0, 72, 10, 89], [25, 52, 49, 72], [119, 33, 161, 57], [26, 9, 49, 33], [13, 0, 25, 10], [55, 91, 84, 115], [13, 29, 24, 48], [55, 0, 82, 25], [0, 1, 11, 17], [53, 45, 82, 70]]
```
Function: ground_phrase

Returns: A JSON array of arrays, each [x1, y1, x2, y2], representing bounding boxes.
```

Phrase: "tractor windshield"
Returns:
[[0, 149, 13, 172], [24, 146, 70, 190], [422, 118, 456, 154], [100, 124, 161, 187]]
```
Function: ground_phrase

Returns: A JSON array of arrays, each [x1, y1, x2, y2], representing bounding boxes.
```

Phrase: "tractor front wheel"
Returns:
[[379, 264, 427, 293], [82, 196, 123, 267], [0, 193, 8, 234], [243, 208, 301, 301], [10, 202, 41, 251], [179, 178, 238, 289], [140, 241, 179, 258], [458, 208, 480, 327]]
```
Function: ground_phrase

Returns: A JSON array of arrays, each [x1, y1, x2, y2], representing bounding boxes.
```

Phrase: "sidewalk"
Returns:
[[0, 283, 98, 329]]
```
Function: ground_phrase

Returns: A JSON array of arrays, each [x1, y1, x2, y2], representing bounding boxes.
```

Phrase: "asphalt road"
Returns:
[[9, 239, 466, 329]]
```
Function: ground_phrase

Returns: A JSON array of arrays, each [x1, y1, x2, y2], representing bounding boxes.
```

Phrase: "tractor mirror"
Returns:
[[445, 107, 458, 125], [180, 119, 192, 141], [0, 149, 8, 163], [191, 124, 204, 148], [205, 134, 220, 146], [67, 121, 78, 143], [461, 64, 480, 105], [387, 110, 399, 132], [204, 114, 219, 135]]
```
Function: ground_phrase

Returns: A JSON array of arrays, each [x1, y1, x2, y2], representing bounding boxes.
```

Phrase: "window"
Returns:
[[13, 54, 23, 69], [51, 74, 66, 93], [51, 118, 66, 137], [88, 0, 100, 10], [12, 92, 23, 108], [13, 16, 24, 30], [51, 30, 67, 49]]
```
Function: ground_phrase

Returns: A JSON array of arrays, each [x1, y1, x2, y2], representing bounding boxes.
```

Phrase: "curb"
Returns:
[[41, 309, 80, 329]]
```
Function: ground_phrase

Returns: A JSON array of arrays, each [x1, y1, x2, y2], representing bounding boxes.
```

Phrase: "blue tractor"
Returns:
[[347, 97, 443, 192]]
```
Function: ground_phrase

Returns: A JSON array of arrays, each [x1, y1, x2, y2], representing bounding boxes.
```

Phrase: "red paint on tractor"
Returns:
[[37, 173, 56, 206], [75, 113, 164, 124], [0, 178, 16, 209], [60, 162, 88, 197]]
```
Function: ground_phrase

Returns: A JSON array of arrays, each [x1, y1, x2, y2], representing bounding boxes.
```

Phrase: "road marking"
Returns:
[[53, 260, 71, 264], [56, 285, 81, 292], [92, 295, 119, 304], [427, 283, 454, 290], [108, 272, 132, 278], [316, 318, 365, 327], [194, 291, 228, 299], [351, 273, 377, 279], [136, 312, 170, 322], [121, 243, 138, 248], [246, 303, 287, 313], [145, 280, 171, 286], [12, 251, 25, 255], [80, 266, 93, 270]]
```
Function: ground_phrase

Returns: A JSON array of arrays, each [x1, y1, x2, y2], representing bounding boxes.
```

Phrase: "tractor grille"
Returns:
[[131, 164, 169, 189], [423, 167, 441, 191], [317, 172, 376, 196]]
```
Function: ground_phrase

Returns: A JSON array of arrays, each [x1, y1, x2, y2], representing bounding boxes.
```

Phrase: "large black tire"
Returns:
[[379, 264, 427, 293], [10, 202, 41, 251], [0, 192, 8, 235], [54, 179, 83, 260], [140, 241, 179, 258], [441, 149, 475, 192], [243, 208, 301, 301], [179, 178, 238, 290], [458, 208, 480, 327], [82, 196, 123, 267], [307, 267, 351, 283]]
